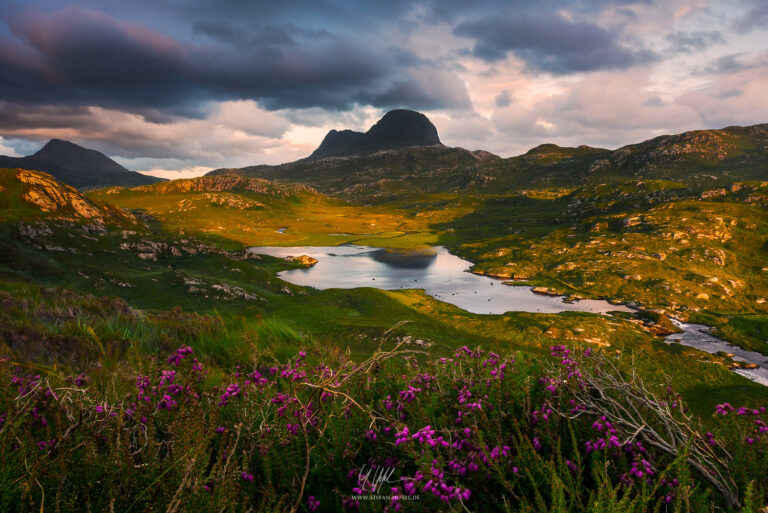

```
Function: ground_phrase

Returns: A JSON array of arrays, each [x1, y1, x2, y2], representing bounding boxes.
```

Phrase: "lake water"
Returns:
[[249, 245, 630, 315], [250, 245, 767, 386]]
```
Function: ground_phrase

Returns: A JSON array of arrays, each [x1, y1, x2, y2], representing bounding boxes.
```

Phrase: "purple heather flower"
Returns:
[[399, 386, 421, 403], [168, 346, 193, 366], [715, 403, 734, 415], [218, 383, 241, 407], [307, 496, 320, 512], [395, 427, 410, 445]]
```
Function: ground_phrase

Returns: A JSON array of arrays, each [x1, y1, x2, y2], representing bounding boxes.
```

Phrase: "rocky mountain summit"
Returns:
[[306, 109, 442, 160], [0, 139, 163, 190]]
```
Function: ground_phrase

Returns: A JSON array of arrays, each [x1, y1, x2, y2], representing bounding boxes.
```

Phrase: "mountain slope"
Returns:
[[0, 139, 164, 190], [306, 109, 442, 160], [211, 145, 501, 202]]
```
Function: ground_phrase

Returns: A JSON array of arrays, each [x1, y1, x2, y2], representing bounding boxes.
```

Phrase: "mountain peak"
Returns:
[[0, 139, 164, 189], [307, 109, 442, 160], [34, 139, 121, 169]]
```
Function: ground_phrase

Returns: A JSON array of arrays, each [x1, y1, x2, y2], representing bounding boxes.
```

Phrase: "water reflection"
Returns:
[[369, 248, 438, 269], [249, 245, 629, 316]]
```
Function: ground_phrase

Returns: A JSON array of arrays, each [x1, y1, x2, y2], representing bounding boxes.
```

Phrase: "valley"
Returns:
[[2, 112, 768, 511]]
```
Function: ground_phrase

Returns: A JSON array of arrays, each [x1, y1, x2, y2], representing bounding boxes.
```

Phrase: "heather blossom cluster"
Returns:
[[712, 402, 768, 446], [1, 339, 767, 512]]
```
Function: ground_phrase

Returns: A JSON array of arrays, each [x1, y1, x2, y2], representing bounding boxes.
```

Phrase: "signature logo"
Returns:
[[357, 464, 399, 493]]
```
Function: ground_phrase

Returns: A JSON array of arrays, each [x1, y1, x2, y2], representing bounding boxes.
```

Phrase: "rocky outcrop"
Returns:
[[14, 169, 137, 226], [204, 193, 267, 209], [611, 129, 737, 170], [284, 255, 318, 266], [119, 238, 209, 261], [128, 175, 317, 197], [180, 274, 262, 301], [18, 170, 102, 218], [531, 286, 561, 296], [17, 221, 53, 239]]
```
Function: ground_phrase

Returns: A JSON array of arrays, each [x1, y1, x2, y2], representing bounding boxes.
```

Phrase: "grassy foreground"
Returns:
[[2, 311, 768, 512]]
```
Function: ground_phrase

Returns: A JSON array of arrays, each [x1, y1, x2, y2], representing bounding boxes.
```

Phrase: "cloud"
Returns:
[[0, 6, 470, 115], [701, 53, 768, 75], [454, 11, 657, 73], [135, 166, 214, 180], [732, 1, 768, 33], [494, 90, 512, 108], [430, 111, 495, 150], [357, 67, 472, 111], [0, 99, 311, 167], [679, 53, 768, 128], [490, 70, 704, 152], [665, 30, 724, 54], [0, 136, 21, 157]]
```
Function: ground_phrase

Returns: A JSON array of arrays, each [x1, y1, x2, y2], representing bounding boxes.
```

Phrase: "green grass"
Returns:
[[88, 177, 435, 249]]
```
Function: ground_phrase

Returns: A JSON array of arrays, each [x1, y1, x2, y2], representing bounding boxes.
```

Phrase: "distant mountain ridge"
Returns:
[[208, 116, 768, 203], [306, 109, 442, 160], [0, 139, 164, 190]]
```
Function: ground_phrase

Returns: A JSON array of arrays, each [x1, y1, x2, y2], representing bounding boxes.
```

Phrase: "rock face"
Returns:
[[0, 139, 163, 190], [15, 169, 137, 225], [18, 170, 102, 218], [307, 109, 442, 160]]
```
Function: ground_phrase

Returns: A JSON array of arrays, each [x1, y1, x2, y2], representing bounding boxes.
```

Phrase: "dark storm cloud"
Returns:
[[454, 12, 657, 73], [192, 21, 332, 48], [0, 6, 467, 116], [0, 102, 99, 131], [0, 0, 674, 120]]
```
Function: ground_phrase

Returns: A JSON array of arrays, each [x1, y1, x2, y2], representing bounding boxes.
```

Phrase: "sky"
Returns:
[[0, 0, 766, 178]]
